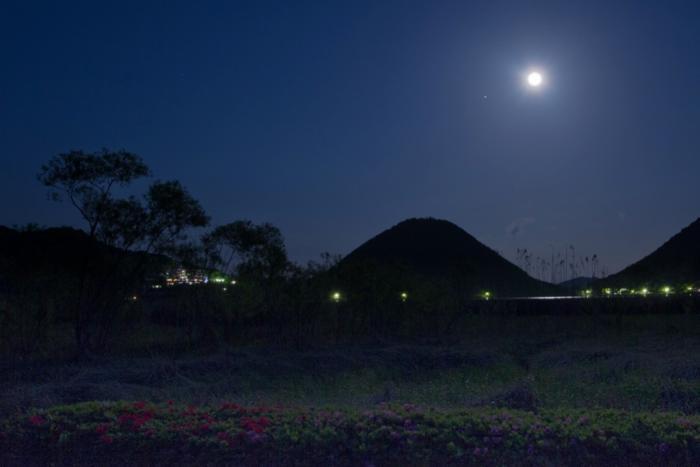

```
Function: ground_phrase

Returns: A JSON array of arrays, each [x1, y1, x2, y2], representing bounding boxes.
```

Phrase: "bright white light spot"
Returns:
[[527, 72, 543, 87]]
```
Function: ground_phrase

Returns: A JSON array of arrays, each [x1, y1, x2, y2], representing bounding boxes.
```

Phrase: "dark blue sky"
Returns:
[[1, 0, 699, 275]]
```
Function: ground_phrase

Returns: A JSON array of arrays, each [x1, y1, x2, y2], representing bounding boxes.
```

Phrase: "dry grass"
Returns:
[[2, 314, 700, 418]]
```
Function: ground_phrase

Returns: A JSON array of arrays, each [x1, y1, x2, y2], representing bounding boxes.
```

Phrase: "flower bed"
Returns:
[[2, 401, 700, 465]]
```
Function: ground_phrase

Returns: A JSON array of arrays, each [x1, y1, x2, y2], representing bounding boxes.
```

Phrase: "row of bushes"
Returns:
[[2, 401, 700, 465]]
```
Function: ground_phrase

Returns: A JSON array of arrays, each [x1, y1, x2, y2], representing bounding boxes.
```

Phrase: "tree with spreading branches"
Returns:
[[38, 149, 209, 355]]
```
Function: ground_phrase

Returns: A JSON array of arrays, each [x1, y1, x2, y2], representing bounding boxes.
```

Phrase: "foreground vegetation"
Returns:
[[3, 401, 700, 466], [4, 309, 700, 464], [4, 315, 700, 416]]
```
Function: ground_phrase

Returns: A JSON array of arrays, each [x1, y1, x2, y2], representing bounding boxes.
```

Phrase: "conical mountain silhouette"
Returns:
[[338, 218, 559, 297]]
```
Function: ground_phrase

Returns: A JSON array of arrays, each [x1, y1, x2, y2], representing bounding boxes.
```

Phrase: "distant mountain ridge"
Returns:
[[602, 217, 700, 287], [0, 226, 98, 273], [0, 226, 168, 285], [338, 218, 561, 297], [559, 276, 596, 291]]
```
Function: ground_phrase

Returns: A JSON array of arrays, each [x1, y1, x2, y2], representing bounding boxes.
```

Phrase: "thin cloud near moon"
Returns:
[[507, 217, 536, 237]]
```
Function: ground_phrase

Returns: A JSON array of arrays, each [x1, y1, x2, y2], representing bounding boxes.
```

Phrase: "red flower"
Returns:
[[28, 415, 46, 426], [100, 435, 114, 445], [95, 423, 109, 435], [257, 416, 271, 428], [240, 416, 270, 434], [133, 401, 146, 410], [118, 412, 153, 431], [221, 402, 241, 411]]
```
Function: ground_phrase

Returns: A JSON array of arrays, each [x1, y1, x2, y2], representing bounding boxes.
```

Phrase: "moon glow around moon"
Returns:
[[527, 71, 543, 87]]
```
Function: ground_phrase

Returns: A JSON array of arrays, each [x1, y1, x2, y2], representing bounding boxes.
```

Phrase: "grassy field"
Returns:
[[3, 314, 700, 417], [3, 313, 700, 464]]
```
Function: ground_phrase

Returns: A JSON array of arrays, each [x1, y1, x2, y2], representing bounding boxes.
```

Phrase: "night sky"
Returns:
[[2, 1, 700, 275]]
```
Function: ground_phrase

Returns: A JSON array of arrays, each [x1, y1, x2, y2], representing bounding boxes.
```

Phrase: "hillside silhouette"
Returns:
[[602, 217, 700, 287], [559, 276, 596, 292], [0, 226, 98, 278], [0, 226, 166, 290], [337, 218, 561, 298]]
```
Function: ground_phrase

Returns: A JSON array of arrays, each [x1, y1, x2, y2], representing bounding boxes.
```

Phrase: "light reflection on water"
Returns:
[[501, 296, 583, 300]]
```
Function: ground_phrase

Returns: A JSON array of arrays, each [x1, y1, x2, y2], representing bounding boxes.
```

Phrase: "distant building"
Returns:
[[162, 267, 209, 286]]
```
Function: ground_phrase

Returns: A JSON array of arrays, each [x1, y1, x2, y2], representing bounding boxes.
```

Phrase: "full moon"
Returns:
[[527, 72, 543, 87]]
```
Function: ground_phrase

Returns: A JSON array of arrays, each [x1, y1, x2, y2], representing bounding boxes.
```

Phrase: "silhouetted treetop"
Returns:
[[38, 149, 151, 237], [204, 220, 288, 280]]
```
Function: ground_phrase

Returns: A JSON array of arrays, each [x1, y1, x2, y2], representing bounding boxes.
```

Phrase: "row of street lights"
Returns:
[[331, 291, 411, 303], [329, 290, 493, 303], [583, 285, 699, 298]]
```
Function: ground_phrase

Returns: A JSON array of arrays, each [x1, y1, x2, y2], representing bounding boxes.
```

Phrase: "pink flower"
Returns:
[[100, 434, 114, 445], [257, 416, 270, 428], [474, 447, 489, 456], [221, 402, 241, 411], [240, 416, 269, 434], [28, 415, 46, 426], [118, 412, 153, 431], [95, 423, 109, 435]]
